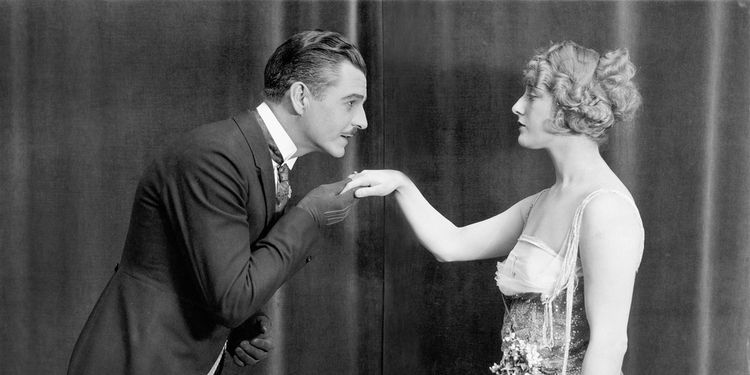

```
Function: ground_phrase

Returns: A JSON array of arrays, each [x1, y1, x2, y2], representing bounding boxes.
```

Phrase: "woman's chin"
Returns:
[[517, 135, 530, 148]]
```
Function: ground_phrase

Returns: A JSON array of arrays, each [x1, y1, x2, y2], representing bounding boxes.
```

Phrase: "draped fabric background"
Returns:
[[1, 1, 748, 374]]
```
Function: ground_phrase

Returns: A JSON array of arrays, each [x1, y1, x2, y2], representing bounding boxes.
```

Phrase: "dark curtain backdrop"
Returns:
[[1, 1, 748, 374]]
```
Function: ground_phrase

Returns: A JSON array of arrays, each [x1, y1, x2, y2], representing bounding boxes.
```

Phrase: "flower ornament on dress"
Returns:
[[489, 332, 543, 375]]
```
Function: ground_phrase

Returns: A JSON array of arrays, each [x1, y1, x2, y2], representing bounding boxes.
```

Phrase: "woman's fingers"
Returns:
[[354, 184, 391, 198], [353, 186, 377, 198], [340, 179, 359, 195], [340, 170, 396, 197], [341, 171, 371, 194]]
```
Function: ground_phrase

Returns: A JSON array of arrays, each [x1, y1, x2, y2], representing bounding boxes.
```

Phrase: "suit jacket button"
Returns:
[[305, 256, 312, 263]]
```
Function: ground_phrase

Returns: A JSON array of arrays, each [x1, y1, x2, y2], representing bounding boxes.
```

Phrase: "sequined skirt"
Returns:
[[497, 284, 589, 375]]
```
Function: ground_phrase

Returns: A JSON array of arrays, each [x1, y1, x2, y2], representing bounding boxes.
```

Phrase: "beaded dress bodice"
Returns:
[[493, 189, 637, 374]]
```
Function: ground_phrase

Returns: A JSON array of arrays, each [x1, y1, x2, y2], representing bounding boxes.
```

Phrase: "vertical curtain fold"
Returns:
[[697, 3, 725, 373], [3, 3, 31, 372]]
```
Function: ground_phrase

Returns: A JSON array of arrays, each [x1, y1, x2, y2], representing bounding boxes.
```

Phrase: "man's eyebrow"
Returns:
[[342, 94, 366, 100]]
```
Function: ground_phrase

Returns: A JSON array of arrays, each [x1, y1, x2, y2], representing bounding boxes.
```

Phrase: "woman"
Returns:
[[343, 41, 643, 374]]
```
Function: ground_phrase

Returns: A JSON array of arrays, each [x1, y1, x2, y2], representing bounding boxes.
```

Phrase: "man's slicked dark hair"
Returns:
[[263, 30, 366, 102]]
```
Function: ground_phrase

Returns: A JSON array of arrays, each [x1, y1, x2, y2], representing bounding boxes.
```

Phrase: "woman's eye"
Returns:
[[523, 88, 537, 100]]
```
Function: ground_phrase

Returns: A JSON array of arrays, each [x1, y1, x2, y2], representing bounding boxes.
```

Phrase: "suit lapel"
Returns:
[[232, 110, 275, 227]]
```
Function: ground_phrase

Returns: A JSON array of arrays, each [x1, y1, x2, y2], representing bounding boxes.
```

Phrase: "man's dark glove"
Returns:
[[227, 315, 272, 367], [297, 178, 358, 227]]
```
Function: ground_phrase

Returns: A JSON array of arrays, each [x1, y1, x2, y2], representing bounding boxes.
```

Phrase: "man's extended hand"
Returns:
[[297, 179, 358, 226], [227, 315, 273, 367]]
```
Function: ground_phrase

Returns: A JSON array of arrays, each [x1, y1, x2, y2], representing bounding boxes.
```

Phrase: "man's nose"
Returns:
[[353, 106, 368, 130]]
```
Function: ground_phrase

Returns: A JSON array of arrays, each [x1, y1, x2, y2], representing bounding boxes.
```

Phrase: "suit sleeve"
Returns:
[[165, 143, 320, 328]]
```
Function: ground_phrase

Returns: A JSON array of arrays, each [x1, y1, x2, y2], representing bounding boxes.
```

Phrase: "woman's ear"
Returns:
[[550, 108, 566, 133], [289, 82, 308, 116]]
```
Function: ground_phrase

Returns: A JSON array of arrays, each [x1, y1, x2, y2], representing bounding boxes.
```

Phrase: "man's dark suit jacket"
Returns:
[[68, 110, 320, 374]]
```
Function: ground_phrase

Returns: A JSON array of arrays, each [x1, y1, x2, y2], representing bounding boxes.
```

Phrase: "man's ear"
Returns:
[[289, 82, 308, 116]]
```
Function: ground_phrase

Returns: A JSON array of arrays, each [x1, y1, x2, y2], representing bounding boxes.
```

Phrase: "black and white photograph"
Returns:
[[1, 1, 749, 374]]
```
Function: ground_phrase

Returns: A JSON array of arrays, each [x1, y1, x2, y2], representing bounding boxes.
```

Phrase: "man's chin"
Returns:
[[324, 147, 346, 158]]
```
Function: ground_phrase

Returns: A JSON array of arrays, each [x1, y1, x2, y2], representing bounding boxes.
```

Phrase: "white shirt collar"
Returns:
[[256, 102, 298, 169]]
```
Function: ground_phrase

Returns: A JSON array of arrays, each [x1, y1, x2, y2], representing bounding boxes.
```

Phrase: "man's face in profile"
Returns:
[[301, 61, 368, 158]]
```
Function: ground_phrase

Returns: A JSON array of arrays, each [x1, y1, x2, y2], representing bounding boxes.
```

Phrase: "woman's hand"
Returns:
[[341, 169, 408, 198]]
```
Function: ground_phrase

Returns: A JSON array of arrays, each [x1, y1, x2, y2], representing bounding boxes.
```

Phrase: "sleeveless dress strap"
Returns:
[[522, 188, 549, 224], [546, 189, 636, 374]]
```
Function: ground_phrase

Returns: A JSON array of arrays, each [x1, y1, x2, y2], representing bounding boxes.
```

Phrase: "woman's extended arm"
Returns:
[[343, 169, 534, 261], [578, 193, 644, 374]]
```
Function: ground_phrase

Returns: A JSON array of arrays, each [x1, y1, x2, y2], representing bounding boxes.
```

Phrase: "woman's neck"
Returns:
[[547, 136, 608, 188]]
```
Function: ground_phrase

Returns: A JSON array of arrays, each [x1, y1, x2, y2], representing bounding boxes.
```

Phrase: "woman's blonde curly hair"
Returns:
[[523, 41, 642, 144]]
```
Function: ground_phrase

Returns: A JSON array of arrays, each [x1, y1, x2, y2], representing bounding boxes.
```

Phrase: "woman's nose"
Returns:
[[511, 97, 524, 116]]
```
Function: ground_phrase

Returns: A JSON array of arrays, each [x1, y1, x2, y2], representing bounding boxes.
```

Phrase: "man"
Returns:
[[68, 30, 368, 374]]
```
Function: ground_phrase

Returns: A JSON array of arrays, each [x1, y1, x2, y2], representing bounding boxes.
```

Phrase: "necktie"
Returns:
[[253, 110, 291, 212], [268, 142, 291, 212]]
